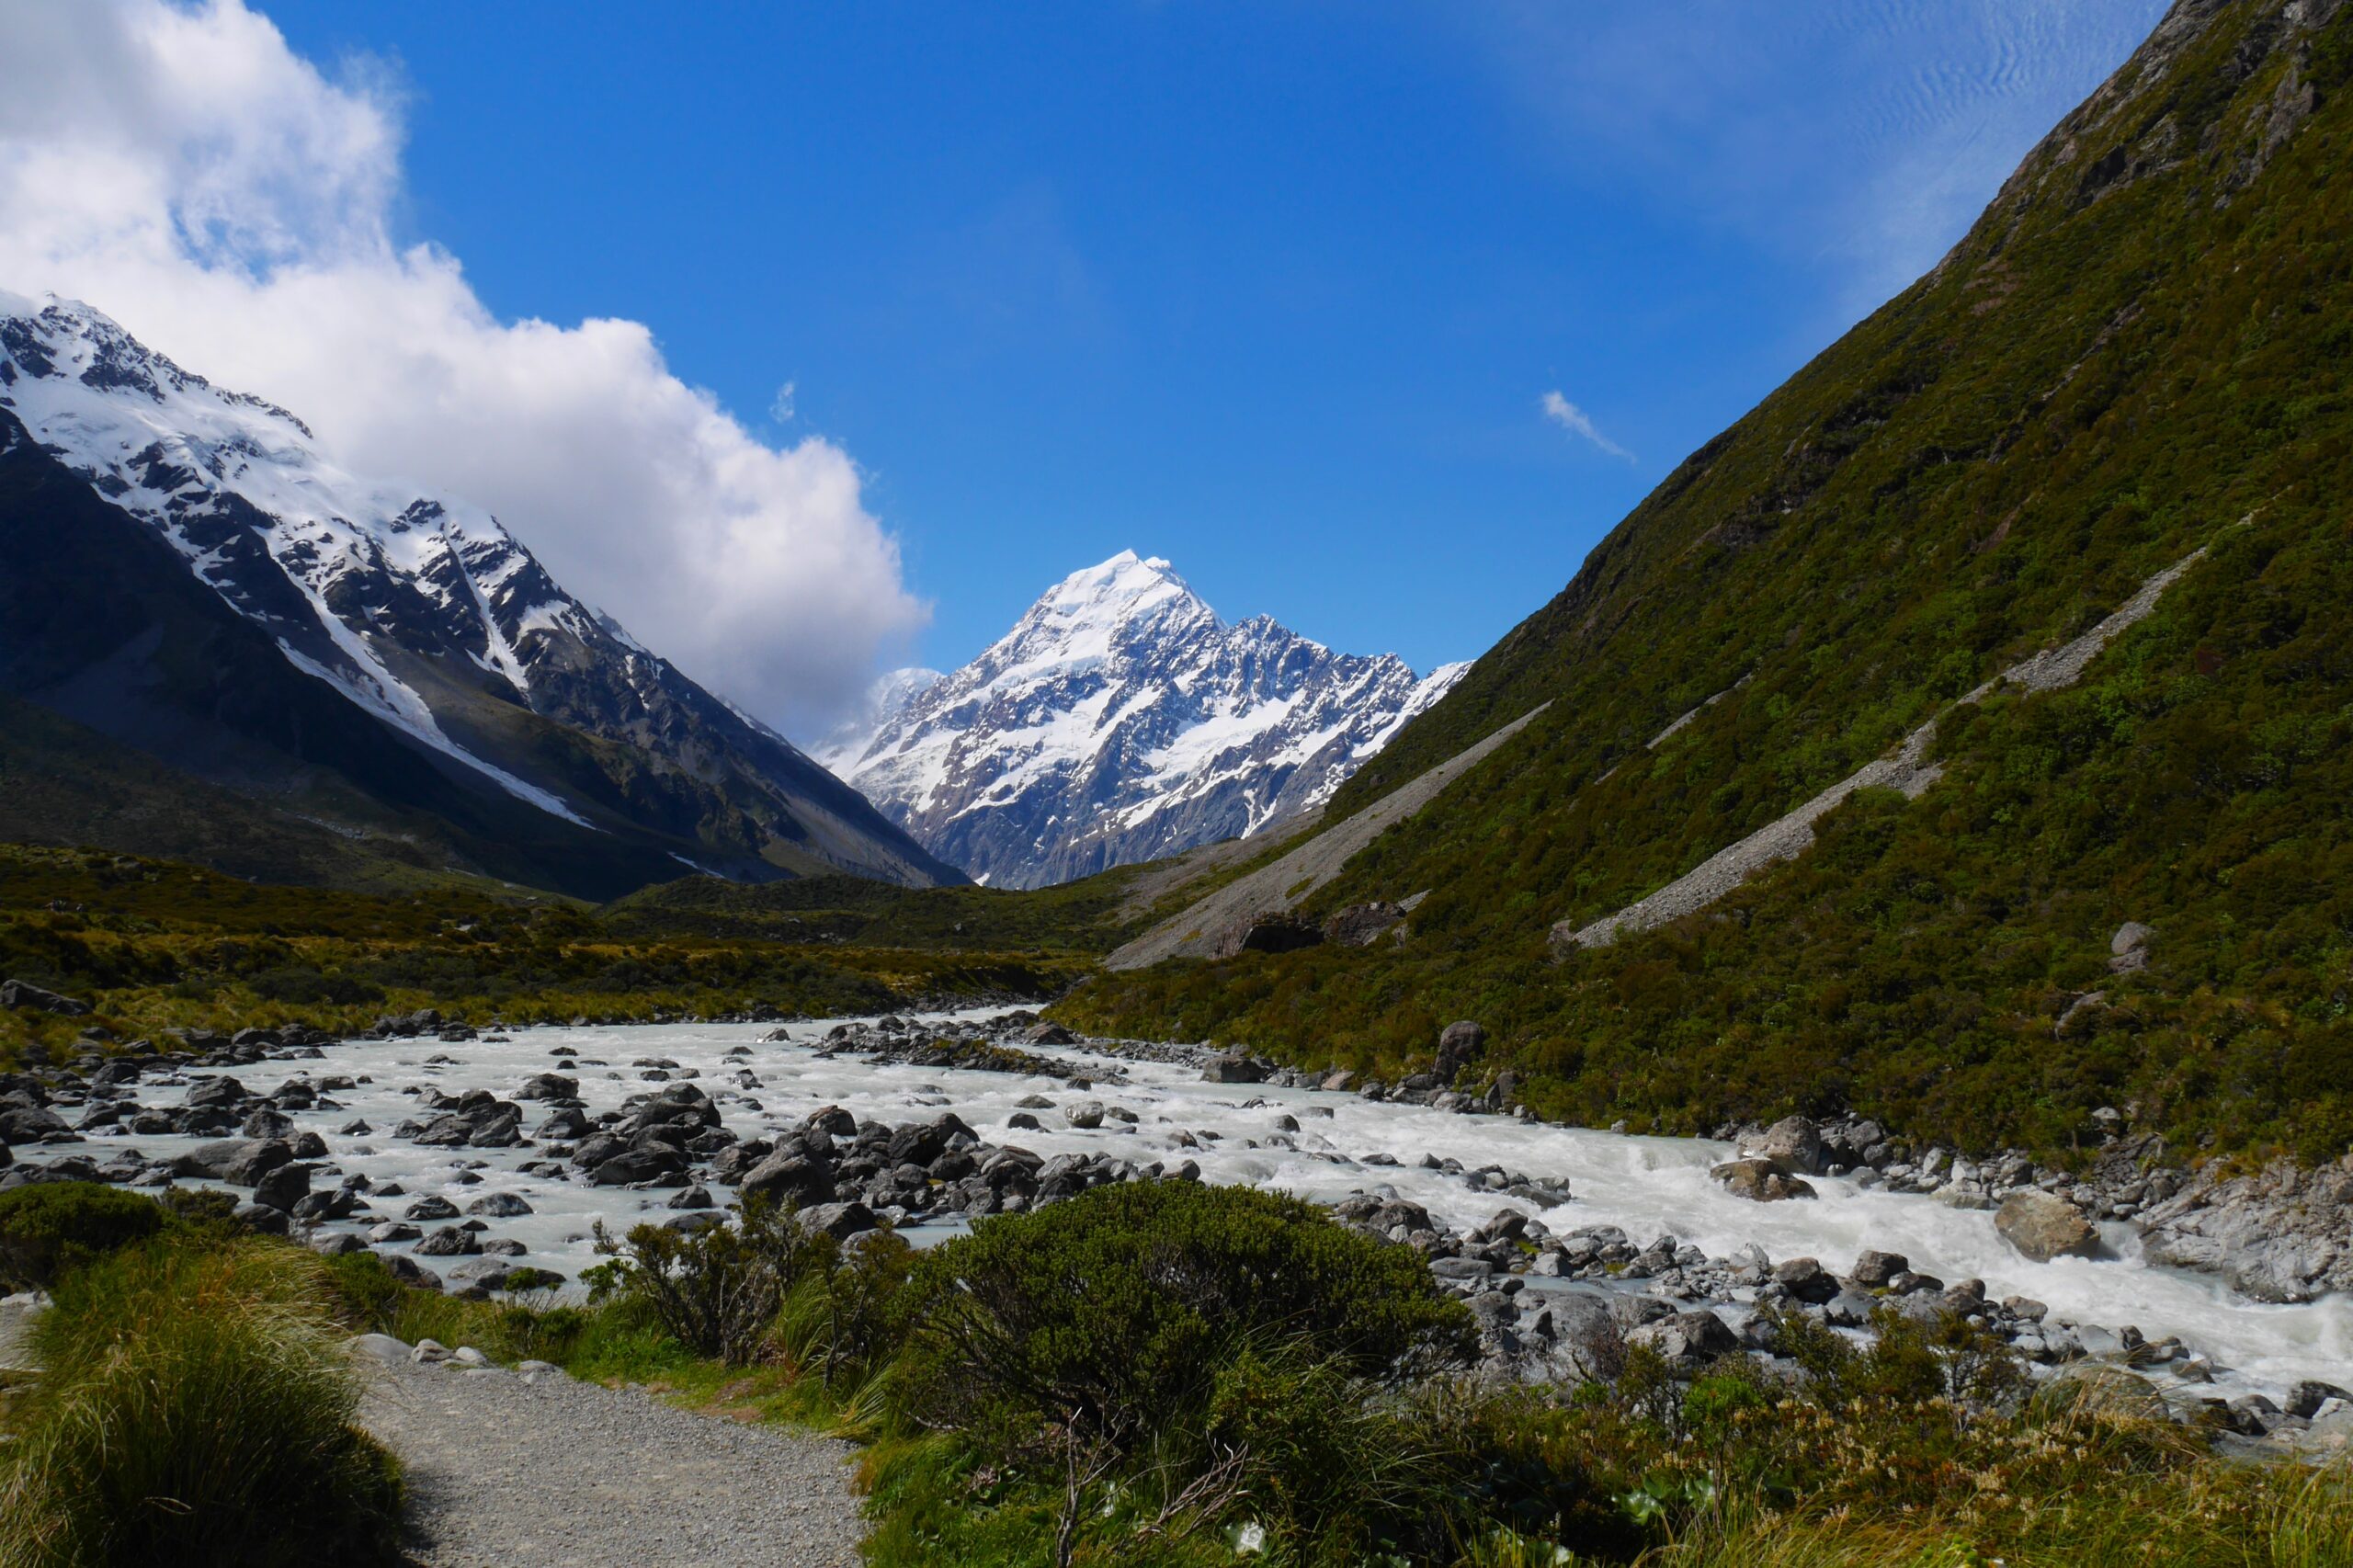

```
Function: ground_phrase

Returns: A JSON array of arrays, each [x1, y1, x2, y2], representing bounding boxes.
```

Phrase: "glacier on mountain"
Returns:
[[819, 551, 1465, 888]]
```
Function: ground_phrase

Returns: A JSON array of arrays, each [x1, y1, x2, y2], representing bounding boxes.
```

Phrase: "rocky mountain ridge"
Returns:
[[0, 291, 958, 896]]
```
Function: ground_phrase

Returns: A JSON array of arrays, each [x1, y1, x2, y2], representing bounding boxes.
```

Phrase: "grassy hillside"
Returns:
[[1062, 0, 2353, 1166], [598, 867, 1148, 952]]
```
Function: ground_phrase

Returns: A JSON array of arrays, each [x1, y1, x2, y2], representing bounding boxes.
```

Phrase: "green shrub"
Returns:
[[1200, 1347, 1465, 1562], [0, 1238, 403, 1568], [588, 1197, 836, 1365], [777, 1228, 915, 1393], [0, 1182, 165, 1290], [896, 1180, 1474, 1454]]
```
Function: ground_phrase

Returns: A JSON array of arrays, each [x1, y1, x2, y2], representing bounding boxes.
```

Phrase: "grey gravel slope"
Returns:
[[1105, 703, 1549, 970]]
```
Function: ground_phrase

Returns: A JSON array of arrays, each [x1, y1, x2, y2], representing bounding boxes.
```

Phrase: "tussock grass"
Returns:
[[0, 1239, 402, 1568]]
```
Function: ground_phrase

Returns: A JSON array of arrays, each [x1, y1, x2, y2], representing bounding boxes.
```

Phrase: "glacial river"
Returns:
[[116, 1007, 2351, 1403]]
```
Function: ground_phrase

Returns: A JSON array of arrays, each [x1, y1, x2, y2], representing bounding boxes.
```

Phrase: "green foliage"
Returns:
[[599, 868, 1150, 953], [588, 1197, 838, 1366], [0, 1183, 166, 1290], [896, 1180, 1475, 1455], [775, 1229, 916, 1394], [0, 1238, 403, 1568]]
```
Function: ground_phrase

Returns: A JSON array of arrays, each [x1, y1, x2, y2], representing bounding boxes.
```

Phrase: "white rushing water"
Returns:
[[109, 1006, 2349, 1402]]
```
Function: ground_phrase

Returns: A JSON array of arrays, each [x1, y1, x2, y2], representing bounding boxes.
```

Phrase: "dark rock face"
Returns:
[[1323, 902, 1406, 947], [739, 1153, 836, 1206], [1211, 914, 1324, 960]]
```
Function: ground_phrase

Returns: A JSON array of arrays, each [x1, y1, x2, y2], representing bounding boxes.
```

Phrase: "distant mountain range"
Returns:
[[0, 291, 960, 898], [818, 551, 1463, 887]]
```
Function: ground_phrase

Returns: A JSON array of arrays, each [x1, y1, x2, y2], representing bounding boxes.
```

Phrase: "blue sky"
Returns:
[[199, 4, 2165, 687]]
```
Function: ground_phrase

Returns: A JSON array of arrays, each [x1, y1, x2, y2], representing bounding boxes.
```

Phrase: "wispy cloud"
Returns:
[[1540, 391, 1634, 462], [1467, 1, 2169, 313], [770, 380, 797, 423]]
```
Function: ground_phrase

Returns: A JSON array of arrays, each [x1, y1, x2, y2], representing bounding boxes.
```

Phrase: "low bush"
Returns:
[[777, 1228, 916, 1395], [0, 1182, 165, 1290], [586, 1197, 837, 1365], [0, 1237, 403, 1568], [895, 1180, 1475, 1456]]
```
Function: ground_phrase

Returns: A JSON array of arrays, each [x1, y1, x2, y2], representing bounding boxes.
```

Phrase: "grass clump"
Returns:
[[0, 1237, 402, 1568]]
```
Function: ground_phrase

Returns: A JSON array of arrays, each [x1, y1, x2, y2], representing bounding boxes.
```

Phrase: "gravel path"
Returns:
[[358, 1346, 865, 1567]]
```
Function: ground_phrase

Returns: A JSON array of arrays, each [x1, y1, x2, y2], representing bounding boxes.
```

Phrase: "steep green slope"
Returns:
[[1062, 0, 2353, 1165]]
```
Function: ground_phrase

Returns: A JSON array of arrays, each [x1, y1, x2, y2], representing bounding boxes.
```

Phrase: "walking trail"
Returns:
[[358, 1341, 865, 1568]]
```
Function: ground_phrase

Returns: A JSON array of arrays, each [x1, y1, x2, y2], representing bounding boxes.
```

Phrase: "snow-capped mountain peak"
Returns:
[[0, 290, 958, 892], [820, 551, 1466, 888]]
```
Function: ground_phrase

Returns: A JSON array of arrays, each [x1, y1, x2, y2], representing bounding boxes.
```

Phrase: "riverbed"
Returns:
[[105, 1006, 2351, 1403]]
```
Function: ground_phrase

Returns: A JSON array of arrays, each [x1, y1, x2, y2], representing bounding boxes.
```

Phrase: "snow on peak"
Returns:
[[0, 290, 604, 824], [823, 552, 1468, 887]]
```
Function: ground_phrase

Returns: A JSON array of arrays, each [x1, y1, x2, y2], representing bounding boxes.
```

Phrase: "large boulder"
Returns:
[[739, 1152, 837, 1206], [1772, 1256, 1839, 1303], [1995, 1190, 2101, 1262], [1200, 1054, 1269, 1085], [885, 1115, 972, 1169], [1627, 1309, 1740, 1364], [588, 1147, 687, 1187], [1848, 1248, 1908, 1289], [1435, 1020, 1486, 1085], [2043, 1363, 2167, 1423], [1711, 1158, 1816, 1201], [251, 1162, 312, 1212], [0, 1104, 73, 1144], [1544, 1292, 1625, 1381], [169, 1138, 291, 1187], [793, 1200, 877, 1240], [1755, 1115, 1824, 1176], [1, 980, 90, 1017], [184, 1076, 247, 1109]]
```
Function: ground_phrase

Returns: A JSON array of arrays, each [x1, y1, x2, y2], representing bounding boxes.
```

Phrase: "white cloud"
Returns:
[[1540, 391, 1633, 462], [770, 380, 798, 424], [0, 0, 925, 737]]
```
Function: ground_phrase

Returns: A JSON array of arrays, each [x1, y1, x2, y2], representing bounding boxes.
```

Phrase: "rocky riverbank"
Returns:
[[2, 1006, 2347, 1448]]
